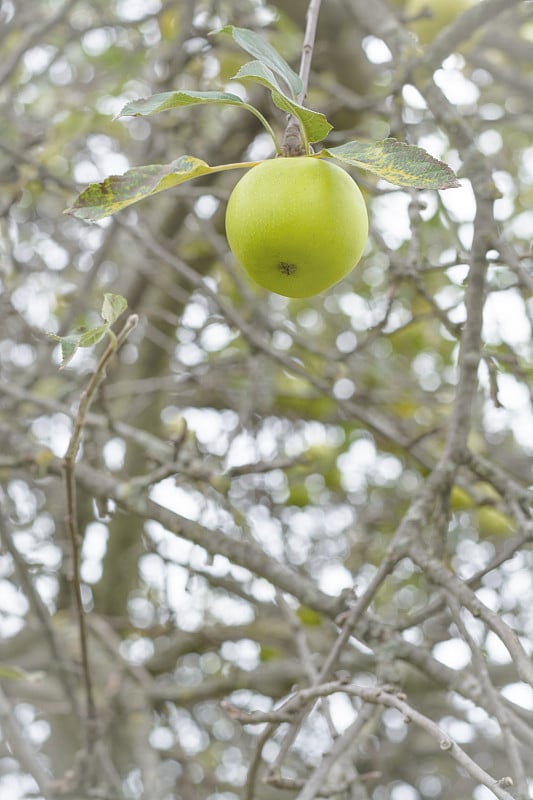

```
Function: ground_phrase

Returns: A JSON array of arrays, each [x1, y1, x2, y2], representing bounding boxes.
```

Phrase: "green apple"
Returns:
[[450, 486, 474, 511], [225, 157, 368, 298], [476, 507, 514, 538], [405, 0, 475, 44]]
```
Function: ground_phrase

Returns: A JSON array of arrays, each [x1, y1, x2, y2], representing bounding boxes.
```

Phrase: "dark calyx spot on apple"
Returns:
[[278, 262, 297, 275]]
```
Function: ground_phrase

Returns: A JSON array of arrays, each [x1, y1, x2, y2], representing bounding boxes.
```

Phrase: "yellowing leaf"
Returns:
[[320, 139, 460, 190], [66, 156, 212, 221]]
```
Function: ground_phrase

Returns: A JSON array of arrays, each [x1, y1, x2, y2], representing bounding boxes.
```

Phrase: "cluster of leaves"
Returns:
[[49, 293, 127, 368], [67, 26, 458, 222]]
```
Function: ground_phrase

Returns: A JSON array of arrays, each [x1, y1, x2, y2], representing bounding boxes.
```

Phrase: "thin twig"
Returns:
[[349, 684, 515, 800], [399, 525, 532, 632], [266, 592, 339, 776], [236, 680, 516, 800], [62, 314, 138, 754], [294, 705, 376, 800], [410, 548, 533, 686], [267, 550, 398, 777], [297, 0, 323, 105], [446, 594, 529, 798], [282, 0, 323, 155], [244, 722, 278, 800]]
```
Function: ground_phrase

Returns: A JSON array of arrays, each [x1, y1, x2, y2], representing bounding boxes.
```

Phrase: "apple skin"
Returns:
[[225, 157, 368, 298], [405, 0, 475, 44]]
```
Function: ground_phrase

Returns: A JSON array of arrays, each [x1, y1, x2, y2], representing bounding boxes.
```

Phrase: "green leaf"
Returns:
[[233, 60, 285, 94], [49, 295, 129, 369], [118, 89, 255, 118], [118, 88, 281, 151], [79, 325, 108, 348], [321, 138, 460, 190], [101, 293, 128, 325], [271, 92, 332, 145], [233, 61, 332, 145], [66, 156, 213, 221], [217, 25, 303, 99], [117, 89, 281, 151], [48, 333, 81, 369]]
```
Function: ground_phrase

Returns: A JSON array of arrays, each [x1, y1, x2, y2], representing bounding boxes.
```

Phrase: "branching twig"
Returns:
[[294, 705, 376, 800], [446, 594, 529, 798], [62, 313, 138, 754], [399, 525, 532, 632], [410, 548, 533, 686], [465, 449, 533, 509], [234, 680, 516, 800], [0, 685, 51, 795], [350, 685, 515, 800]]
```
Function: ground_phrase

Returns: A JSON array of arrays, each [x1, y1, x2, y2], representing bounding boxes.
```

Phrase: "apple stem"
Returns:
[[282, 119, 307, 156], [281, 0, 323, 157]]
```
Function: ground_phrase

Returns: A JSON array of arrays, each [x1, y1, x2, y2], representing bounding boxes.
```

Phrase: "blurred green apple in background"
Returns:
[[405, 0, 475, 44]]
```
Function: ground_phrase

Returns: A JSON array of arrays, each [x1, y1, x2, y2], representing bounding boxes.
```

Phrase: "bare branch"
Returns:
[[62, 314, 138, 753]]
